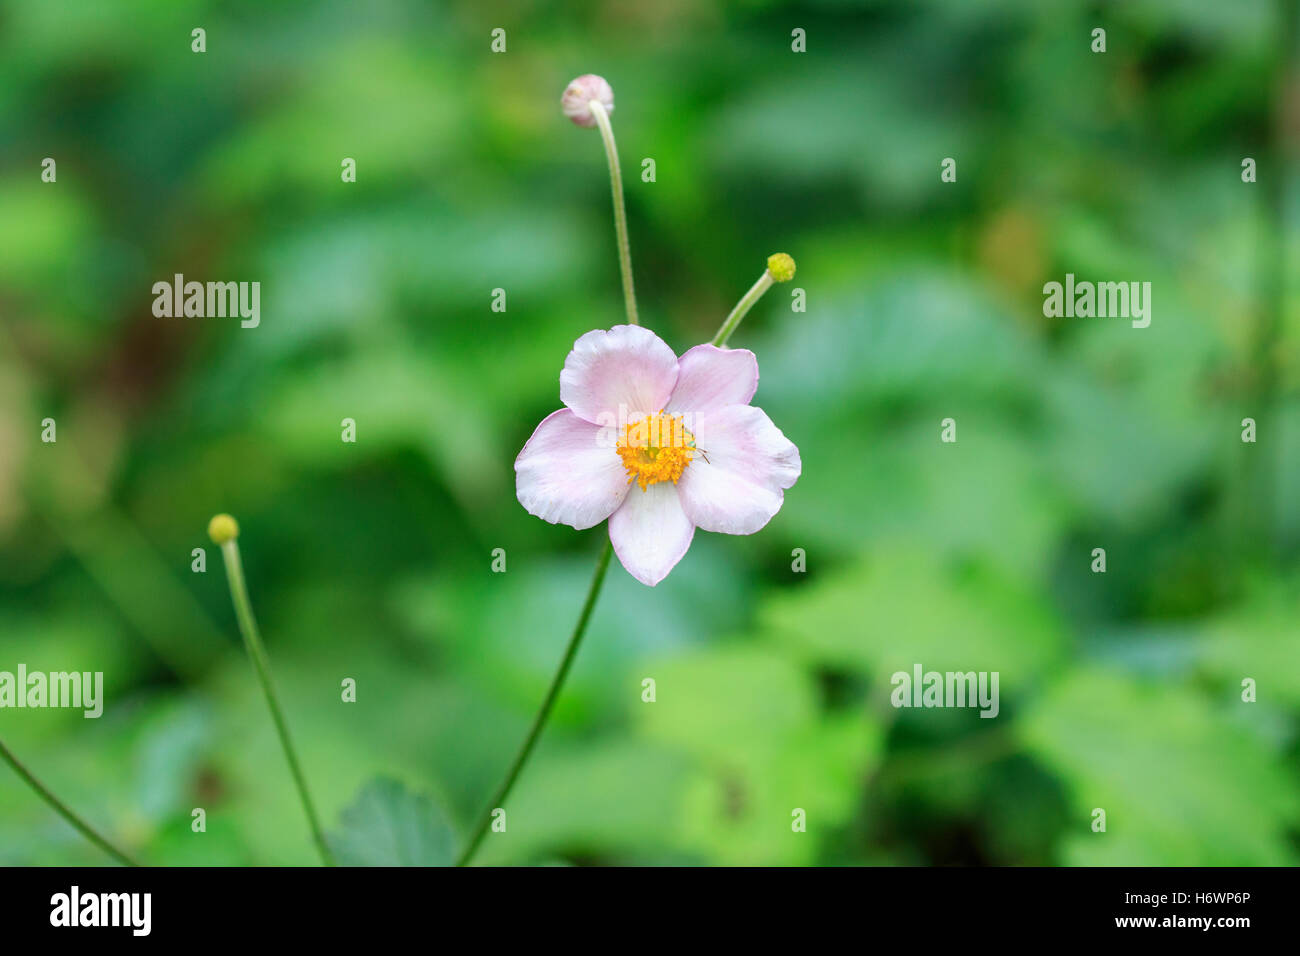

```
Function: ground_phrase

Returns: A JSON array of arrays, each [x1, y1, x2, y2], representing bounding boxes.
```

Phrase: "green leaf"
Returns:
[[1022, 670, 1299, 866], [1200, 578, 1300, 707], [633, 645, 883, 865], [760, 547, 1065, 690], [329, 778, 456, 867]]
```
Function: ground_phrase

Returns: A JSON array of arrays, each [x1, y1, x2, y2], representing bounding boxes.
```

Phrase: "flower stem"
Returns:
[[217, 538, 336, 866], [0, 738, 138, 866], [455, 538, 614, 866], [712, 271, 775, 347], [589, 99, 639, 326]]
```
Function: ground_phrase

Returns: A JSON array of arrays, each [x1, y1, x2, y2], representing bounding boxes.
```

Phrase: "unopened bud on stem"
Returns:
[[561, 74, 614, 128], [563, 73, 638, 325], [766, 252, 796, 282], [208, 514, 239, 545], [710, 253, 798, 348]]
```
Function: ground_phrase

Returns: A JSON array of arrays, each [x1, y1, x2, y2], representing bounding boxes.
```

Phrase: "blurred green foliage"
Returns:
[[1, 0, 1297, 866]]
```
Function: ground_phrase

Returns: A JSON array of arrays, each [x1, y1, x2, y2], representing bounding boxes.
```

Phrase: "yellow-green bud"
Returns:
[[208, 514, 239, 545], [766, 253, 796, 282]]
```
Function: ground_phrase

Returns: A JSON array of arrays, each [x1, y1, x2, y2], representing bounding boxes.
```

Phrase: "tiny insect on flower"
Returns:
[[515, 325, 801, 586]]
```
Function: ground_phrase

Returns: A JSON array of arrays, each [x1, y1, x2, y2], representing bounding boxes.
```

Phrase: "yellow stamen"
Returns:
[[616, 412, 699, 490]]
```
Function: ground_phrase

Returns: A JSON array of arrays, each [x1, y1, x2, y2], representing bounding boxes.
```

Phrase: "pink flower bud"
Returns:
[[561, 74, 615, 128]]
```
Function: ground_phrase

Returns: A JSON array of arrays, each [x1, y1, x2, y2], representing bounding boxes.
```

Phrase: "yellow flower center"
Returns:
[[616, 412, 699, 491]]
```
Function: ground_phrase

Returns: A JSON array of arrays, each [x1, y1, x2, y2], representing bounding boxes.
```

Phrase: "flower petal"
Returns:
[[676, 405, 801, 535], [560, 325, 679, 425], [665, 345, 758, 415], [515, 409, 630, 529], [608, 483, 695, 586]]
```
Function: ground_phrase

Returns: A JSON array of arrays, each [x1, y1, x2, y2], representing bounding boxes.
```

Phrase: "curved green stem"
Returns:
[[0, 738, 138, 866], [456, 539, 614, 866], [218, 539, 336, 866], [712, 270, 775, 347], [589, 100, 639, 326]]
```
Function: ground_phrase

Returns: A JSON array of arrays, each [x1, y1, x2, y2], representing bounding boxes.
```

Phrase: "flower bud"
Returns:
[[208, 513, 239, 545], [766, 253, 796, 282], [561, 74, 615, 128]]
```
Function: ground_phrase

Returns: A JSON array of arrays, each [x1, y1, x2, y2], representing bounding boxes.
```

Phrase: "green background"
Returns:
[[1, 0, 1297, 866]]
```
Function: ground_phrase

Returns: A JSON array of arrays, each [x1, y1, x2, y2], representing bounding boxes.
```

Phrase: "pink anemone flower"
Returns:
[[515, 324, 801, 586]]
